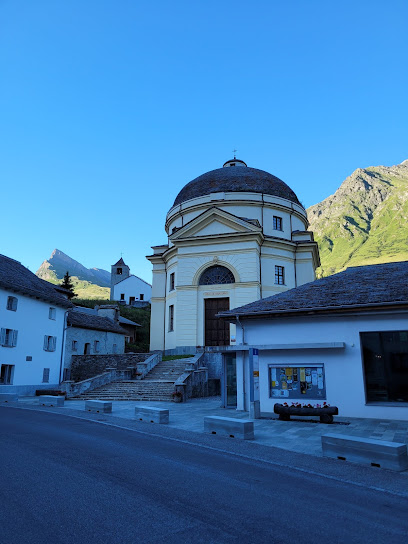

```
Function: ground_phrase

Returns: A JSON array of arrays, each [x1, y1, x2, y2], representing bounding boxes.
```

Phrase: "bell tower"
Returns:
[[110, 257, 130, 298]]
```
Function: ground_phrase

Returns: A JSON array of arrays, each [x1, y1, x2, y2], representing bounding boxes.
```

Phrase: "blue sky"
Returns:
[[1, 0, 407, 283]]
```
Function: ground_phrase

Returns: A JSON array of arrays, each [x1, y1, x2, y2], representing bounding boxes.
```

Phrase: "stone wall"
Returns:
[[71, 353, 152, 382]]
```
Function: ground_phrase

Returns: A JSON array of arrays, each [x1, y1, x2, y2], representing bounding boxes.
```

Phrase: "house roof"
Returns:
[[219, 261, 408, 319], [72, 306, 140, 328], [173, 165, 302, 207], [113, 274, 152, 287], [68, 310, 128, 334], [0, 254, 73, 308]]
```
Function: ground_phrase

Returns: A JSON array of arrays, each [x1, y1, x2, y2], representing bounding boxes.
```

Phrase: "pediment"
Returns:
[[170, 207, 262, 240]]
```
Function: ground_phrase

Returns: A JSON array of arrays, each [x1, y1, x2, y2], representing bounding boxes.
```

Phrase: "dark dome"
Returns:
[[173, 166, 302, 207]]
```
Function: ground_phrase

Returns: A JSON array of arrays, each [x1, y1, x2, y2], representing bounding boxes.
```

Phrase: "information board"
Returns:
[[269, 365, 326, 400]]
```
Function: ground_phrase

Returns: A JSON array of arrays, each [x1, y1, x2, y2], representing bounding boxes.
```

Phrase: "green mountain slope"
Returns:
[[307, 160, 408, 277], [36, 250, 110, 299]]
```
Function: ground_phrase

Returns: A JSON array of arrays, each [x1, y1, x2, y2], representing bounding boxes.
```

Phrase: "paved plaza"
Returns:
[[13, 396, 408, 460]]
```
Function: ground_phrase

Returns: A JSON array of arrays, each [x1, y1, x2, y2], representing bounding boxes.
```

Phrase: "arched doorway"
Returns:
[[199, 266, 235, 347]]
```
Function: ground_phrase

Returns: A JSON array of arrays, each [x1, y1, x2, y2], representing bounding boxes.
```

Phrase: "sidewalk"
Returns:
[[16, 396, 408, 458]]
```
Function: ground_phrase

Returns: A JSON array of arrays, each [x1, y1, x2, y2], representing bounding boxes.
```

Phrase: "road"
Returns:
[[1, 407, 407, 544]]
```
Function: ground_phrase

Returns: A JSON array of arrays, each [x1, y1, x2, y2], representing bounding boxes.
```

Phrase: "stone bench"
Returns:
[[322, 433, 408, 472], [0, 393, 18, 402], [135, 406, 169, 424], [204, 416, 254, 440], [85, 400, 112, 413], [39, 395, 65, 407]]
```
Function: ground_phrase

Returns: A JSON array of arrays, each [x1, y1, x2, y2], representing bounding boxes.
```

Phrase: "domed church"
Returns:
[[147, 158, 320, 351]]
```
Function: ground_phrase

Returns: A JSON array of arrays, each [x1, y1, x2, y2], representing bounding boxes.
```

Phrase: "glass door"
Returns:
[[225, 354, 237, 407]]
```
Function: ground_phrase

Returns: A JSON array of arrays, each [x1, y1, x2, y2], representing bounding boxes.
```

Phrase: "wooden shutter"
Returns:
[[11, 330, 18, 347], [0, 328, 5, 346], [51, 337, 56, 351], [43, 335, 48, 350]]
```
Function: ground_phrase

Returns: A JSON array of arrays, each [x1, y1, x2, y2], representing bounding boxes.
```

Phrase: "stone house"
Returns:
[[63, 306, 129, 380]]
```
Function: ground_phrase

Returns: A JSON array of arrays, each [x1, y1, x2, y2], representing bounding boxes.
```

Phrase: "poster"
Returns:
[[269, 365, 326, 399]]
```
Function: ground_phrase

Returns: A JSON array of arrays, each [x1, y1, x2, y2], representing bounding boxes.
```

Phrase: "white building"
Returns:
[[111, 258, 151, 305], [0, 254, 72, 394], [147, 158, 320, 352], [219, 261, 408, 420]]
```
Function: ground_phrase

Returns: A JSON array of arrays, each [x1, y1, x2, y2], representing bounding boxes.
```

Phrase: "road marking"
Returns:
[[3, 404, 408, 499]]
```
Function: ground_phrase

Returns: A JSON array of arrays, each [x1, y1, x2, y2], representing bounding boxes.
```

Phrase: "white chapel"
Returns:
[[147, 158, 320, 351]]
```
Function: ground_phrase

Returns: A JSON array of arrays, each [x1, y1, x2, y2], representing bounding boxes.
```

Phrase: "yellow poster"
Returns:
[[282, 381, 287, 390], [286, 368, 293, 376], [300, 368, 305, 381]]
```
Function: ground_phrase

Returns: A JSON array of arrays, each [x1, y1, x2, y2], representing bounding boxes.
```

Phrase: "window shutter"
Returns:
[[12, 330, 18, 347], [12, 297, 17, 311], [43, 335, 48, 350], [51, 337, 56, 351], [0, 328, 5, 346]]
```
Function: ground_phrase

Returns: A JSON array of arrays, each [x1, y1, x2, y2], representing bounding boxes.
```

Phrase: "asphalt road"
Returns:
[[1, 407, 408, 544]]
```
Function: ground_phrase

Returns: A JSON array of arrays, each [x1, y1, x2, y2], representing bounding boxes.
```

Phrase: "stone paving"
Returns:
[[16, 396, 408, 459]]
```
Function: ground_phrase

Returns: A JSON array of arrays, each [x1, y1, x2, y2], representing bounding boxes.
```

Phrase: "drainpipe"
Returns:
[[59, 309, 70, 384], [290, 206, 297, 288], [235, 315, 246, 345]]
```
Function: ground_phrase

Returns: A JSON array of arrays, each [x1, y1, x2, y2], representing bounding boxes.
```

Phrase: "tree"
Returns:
[[60, 271, 77, 300]]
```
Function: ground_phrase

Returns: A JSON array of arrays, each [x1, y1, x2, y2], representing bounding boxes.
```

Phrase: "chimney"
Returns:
[[96, 305, 120, 322]]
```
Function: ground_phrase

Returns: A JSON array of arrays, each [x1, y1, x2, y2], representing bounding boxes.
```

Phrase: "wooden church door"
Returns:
[[204, 298, 230, 346]]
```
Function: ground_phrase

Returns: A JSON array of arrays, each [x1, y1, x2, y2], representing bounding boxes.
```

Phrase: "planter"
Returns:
[[274, 403, 339, 424]]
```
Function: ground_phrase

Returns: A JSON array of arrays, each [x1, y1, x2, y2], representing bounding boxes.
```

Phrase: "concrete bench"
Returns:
[[135, 406, 169, 424], [0, 393, 18, 402], [85, 400, 112, 413], [204, 416, 254, 440], [322, 433, 408, 472], [39, 395, 65, 407]]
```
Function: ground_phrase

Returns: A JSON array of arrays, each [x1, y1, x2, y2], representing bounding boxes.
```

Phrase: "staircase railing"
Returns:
[[173, 353, 208, 401], [136, 351, 162, 380], [62, 368, 132, 398]]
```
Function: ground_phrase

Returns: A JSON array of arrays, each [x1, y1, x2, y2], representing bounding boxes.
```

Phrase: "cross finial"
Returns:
[[120, 251, 123, 258], [233, 148, 237, 159]]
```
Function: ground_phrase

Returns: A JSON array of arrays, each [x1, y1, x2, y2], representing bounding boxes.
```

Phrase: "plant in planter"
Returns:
[[274, 402, 338, 424], [172, 391, 183, 403]]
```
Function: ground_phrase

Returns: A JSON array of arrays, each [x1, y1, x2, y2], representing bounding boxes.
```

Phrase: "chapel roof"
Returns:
[[173, 162, 302, 207], [113, 257, 126, 266], [219, 261, 408, 318], [0, 254, 73, 308]]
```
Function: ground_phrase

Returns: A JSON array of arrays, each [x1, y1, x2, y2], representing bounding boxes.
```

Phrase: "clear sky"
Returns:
[[1, 0, 407, 283]]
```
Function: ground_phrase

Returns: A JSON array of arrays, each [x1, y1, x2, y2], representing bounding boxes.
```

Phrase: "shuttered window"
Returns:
[[6, 296, 18, 311], [43, 335, 57, 352], [48, 307, 56, 320], [42, 368, 50, 383], [94, 340, 100, 353], [0, 328, 18, 347]]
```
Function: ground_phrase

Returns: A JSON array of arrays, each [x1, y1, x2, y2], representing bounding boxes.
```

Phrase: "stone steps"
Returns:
[[75, 357, 194, 401]]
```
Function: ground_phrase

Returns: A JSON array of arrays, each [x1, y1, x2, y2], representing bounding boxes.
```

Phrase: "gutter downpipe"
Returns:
[[59, 309, 70, 384], [290, 205, 297, 288]]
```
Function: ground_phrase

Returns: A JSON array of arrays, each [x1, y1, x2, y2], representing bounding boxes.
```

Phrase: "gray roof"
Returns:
[[220, 261, 408, 318], [173, 166, 302, 207], [72, 306, 140, 328], [0, 254, 73, 308], [68, 310, 127, 334]]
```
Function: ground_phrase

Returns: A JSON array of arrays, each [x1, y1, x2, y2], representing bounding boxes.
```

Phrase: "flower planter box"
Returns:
[[274, 403, 339, 424]]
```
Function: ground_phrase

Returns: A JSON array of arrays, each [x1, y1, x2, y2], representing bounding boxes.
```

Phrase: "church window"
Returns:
[[168, 305, 174, 331], [140, 294, 144, 300], [273, 216, 283, 231], [120, 293, 125, 301], [6, 296, 18, 311], [199, 266, 235, 286], [117, 268, 122, 275], [275, 266, 285, 285], [169, 273, 175, 291], [361, 331, 408, 403]]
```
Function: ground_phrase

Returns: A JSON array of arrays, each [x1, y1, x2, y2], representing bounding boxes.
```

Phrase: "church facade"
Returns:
[[147, 158, 320, 352]]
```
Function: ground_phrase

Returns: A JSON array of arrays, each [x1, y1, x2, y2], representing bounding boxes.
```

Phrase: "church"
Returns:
[[147, 158, 320, 352]]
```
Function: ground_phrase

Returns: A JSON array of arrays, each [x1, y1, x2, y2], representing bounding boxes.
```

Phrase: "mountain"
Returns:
[[307, 160, 408, 277], [36, 249, 111, 299]]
